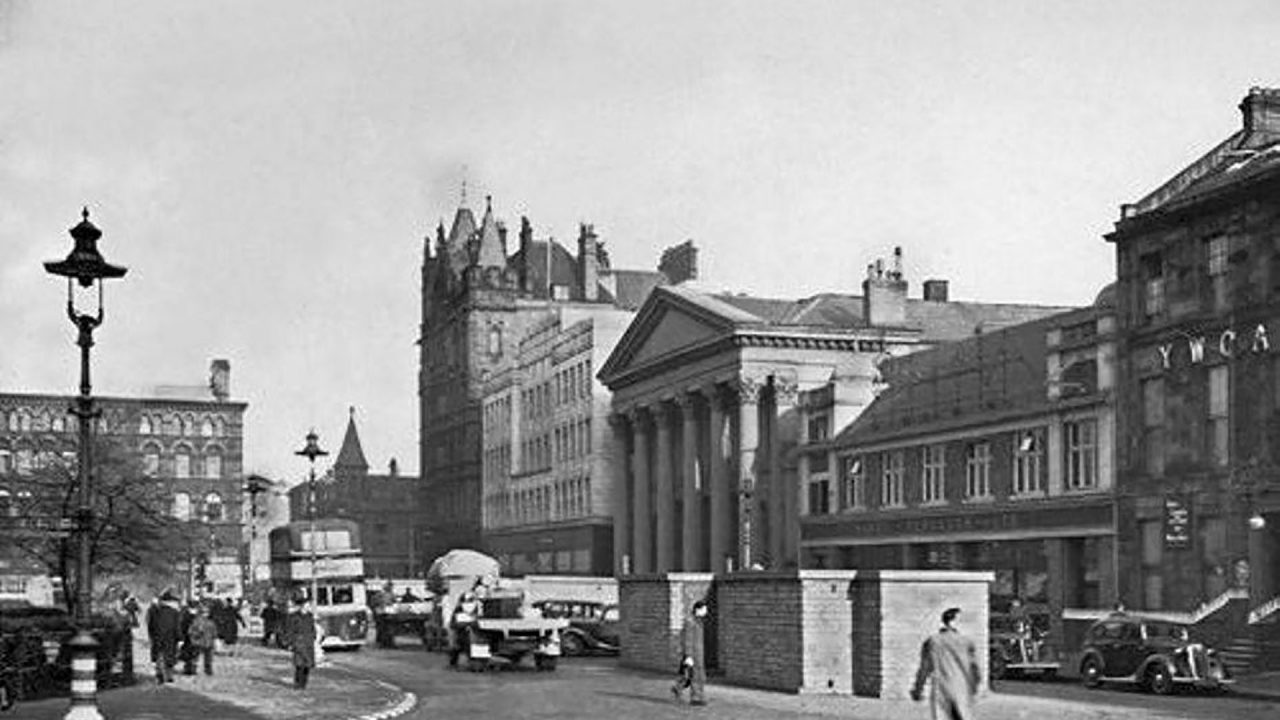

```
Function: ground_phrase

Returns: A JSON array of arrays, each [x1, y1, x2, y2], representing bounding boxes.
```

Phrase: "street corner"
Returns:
[[349, 680, 418, 720]]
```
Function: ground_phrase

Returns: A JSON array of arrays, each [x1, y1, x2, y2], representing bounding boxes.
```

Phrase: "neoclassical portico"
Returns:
[[598, 283, 912, 574]]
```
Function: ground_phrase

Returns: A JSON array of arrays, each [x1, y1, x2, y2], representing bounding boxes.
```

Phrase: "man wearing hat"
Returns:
[[144, 590, 181, 684], [911, 607, 981, 720]]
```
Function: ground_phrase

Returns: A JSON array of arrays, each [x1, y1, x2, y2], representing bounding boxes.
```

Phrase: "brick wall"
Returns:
[[854, 570, 992, 699], [717, 573, 804, 692], [618, 573, 712, 671]]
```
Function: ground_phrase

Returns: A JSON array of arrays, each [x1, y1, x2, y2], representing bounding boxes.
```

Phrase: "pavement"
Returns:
[[15, 639, 417, 720], [1232, 670, 1280, 702]]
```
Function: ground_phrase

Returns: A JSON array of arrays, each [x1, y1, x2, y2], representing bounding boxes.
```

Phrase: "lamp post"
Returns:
[[295, 431, 327, 608], [44, 208, 127, 720]]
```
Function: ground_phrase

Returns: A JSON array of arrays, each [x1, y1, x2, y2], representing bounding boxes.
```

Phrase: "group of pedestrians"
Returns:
[[143, 590, 249, 681]]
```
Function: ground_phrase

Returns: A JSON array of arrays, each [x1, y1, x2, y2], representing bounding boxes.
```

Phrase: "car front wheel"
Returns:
[[1145, 664, 1174, 695], [1081, 657, 1103, 689], [561, 633, 585, 657]]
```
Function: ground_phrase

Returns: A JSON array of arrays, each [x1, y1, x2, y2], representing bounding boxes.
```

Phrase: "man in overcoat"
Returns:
[[911, 607, 981, 720], [144, 589, 181, 684], [671, 600, 708, 705], [289, 597, 318, 689]]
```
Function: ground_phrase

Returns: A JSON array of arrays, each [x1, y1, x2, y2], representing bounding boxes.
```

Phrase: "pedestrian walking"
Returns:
[[288, 597, 318, 689], [187, 605, 218, 676], [212, 598, 245, 655], [179, 600, 199, 675], [144, 590, 181, 684], [261, 598, 281, 648], [911, 607, 981, 720], [670, 600, 708, 706]]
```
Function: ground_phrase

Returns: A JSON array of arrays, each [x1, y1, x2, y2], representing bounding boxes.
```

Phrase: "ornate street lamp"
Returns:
[[295, 431, 328, 609], [44, 208, 127, 720]]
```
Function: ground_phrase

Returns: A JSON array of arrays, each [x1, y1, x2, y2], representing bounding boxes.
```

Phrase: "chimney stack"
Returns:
[[923, 279, 949, 302], [658, 240, 698, 285], [1240, 87, 1280, 135], [862, 248, 908, 326], [577, 223, 600, 301], [209, 359, 230, 401], [388, 458, 399, 477]]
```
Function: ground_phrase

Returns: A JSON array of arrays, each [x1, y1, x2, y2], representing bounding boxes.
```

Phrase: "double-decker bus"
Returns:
[[268, 518, 370, 649]]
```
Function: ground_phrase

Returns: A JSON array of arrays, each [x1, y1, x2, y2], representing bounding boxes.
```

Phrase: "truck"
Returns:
[[425, 549, 568, 671]]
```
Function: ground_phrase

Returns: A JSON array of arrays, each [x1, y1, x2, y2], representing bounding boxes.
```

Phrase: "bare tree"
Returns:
[[7, 439, 200, 616]]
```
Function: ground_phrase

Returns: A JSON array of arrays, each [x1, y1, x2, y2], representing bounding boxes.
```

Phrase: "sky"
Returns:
[[1, 1, 1278, 485]]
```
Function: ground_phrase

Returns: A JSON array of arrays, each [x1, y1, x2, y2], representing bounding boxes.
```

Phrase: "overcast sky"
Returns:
[[1, 1, 1278, 484]]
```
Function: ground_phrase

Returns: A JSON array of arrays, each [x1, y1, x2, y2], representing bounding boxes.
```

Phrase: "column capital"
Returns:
[[773, 376, 799, 407], [625, 405, 653, 429], [729, 374, 764, 405], [675, 391, 699, 415]]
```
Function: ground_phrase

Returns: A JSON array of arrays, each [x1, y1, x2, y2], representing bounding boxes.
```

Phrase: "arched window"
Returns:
[[213, 418, 225, 437], [203, 493, 223, 523], [165, 416, 180, 436], [7, 413, 17, 432], [139, 416, 152, 435], [181, 416, 194, 437], [142, 443, 161, 477], [174, 449, 191, 479], [204, 450, 222, 479], [173, 492, 191, 521], [18, 411, 30, 432], [200, 418, 214, 437], [51, 415, 64, 432]]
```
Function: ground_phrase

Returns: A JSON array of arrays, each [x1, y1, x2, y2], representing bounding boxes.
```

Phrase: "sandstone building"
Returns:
[[1106, 88, 1280, 655], [0, 360, 247, 599], [418, 194, 694, 564], [598, 251, 1070, 575], [287, 409, 420, 579]]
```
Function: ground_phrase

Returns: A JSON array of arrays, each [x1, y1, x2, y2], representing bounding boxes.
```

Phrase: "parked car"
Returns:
[[534, 601, 619, 656], [988, 612, 1060, 680], [1078, 614, 1233, 694]]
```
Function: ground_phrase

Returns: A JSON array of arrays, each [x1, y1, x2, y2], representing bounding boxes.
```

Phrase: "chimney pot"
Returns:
[[923, 279, 949, 302]]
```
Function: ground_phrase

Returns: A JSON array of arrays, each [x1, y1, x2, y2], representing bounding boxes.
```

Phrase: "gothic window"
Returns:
[[173, 492, 191, 521], [139, 416, 153, 435], [7, 413, 17, 433], [142, 443, 161, 477], [174, 448, 192, 479], [51, 416, 64, 433], [201, 418, 214, 437], [203, 493, 223, 523], [205, 449, 222, 479]]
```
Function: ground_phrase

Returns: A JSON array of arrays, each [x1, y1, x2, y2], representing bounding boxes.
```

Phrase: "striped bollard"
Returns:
[[65, 629, 103, 720]]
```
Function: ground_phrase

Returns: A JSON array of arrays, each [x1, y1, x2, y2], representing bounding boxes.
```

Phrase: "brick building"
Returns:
[[1106, 87, 1280, 636], [798, 301, 1117, 641], [287, 409, 420, 579], [0, 360, 247, 599], [480, 306, 634, 575], [418, 193, 694, 563], [598, 249, 1069, 575]]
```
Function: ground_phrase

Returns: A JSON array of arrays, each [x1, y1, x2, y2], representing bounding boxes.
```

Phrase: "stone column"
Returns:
[[679, 392, 702, 571], [770, 377, 798, 569], [608, 413, 631, 575], [631, 407, 653, 574], [654, 401, 676, 573], [707, 383, 731, 573], [734, 374, 763, 571]]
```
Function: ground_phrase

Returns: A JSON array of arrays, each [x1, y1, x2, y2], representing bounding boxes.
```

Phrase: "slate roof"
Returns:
[[607, 269, 669, 311], [836, 307, 1096, 445], [671, 287, 1072, 342], [508, 240, 579, 297], [334, 410, 368, 473]]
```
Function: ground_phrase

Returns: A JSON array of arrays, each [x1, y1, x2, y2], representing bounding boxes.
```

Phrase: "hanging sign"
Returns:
[[1164, 495, 1192, 550]]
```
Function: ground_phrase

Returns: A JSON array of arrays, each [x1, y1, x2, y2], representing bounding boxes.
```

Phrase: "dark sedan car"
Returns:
[[1078, 614, 1232, 694], [534, 601, 619, 656]]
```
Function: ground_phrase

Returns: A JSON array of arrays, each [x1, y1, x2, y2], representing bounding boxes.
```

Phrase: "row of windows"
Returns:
[[172, 491, 226, 523], [1140, 235, 1259, 320], [484, 396, 513, 439], [137, 414, 227, 438], [0, 449, 77, 475], [1, 408, 229, 438], [520, 359, 593, 422], [486, 474, 593, 527], [1141, 365, 1230, 475], [807, 419, 1099, 515], [143, 447, 224, 479]]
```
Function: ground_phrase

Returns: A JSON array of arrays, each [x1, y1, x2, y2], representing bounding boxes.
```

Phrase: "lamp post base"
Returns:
[[64, 629, 102, 720]]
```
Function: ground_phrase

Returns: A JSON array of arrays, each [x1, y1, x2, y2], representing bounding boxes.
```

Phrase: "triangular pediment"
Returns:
[[599, 287, 744, 385]]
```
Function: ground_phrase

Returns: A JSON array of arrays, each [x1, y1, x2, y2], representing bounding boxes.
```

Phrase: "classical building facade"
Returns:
[[798, 301, 1116, 641], [0, 360, 247, 599], [1107, 87, 1280, 633], [480, 306, 634, 575], [598, 251, 1070, 575], [287, 409, 420, 579], [418, 193, 694, 563]]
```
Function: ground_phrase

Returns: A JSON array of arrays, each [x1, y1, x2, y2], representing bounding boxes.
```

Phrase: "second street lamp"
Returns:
[[295, 431, 328, 610], [44, 208, 127, 720]]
